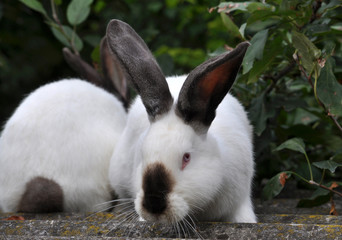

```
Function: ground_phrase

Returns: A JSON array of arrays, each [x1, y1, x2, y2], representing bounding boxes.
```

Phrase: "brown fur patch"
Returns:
[[17, 176, 64, 213], [107, 188, 118, 212], [142, 163, 174, 214]]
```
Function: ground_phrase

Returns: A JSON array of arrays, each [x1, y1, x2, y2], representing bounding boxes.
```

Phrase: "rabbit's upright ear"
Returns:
[[62, 47, 102, 86], [63, 39, 130, 109], [176, 42, 250, 134], [106, 19, 173, 121], [100, 37, 130, 109]]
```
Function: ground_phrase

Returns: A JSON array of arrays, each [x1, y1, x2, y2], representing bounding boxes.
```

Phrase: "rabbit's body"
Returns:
[[0, 79, 126, 212]]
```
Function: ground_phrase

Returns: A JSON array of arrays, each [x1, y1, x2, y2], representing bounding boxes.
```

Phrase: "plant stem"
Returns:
[[50, 0, 79, 56], [288, 171, 342, 198], [309, 180, 342, 198], [287, 171, 311, 185], [296, 57, 342, 135], [313, 67, 320, 108], [330, 115, 342, 133], [319, 169, 326, 185], [304, 152, 314, 181]]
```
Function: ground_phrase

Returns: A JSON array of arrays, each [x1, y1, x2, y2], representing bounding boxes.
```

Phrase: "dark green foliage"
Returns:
[[1, 0, 342, 208]]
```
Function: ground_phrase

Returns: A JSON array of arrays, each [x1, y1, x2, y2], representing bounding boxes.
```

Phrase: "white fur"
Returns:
[[109, 75, 256, 223], [0, 79, 126, 212]]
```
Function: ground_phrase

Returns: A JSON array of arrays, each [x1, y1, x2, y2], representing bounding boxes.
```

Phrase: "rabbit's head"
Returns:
[[106, 20, 250, 223]]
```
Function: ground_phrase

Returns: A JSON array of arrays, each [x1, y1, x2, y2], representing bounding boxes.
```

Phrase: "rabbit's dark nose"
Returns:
[[142, 163, 174, 214], [143, 194, 167, 214]]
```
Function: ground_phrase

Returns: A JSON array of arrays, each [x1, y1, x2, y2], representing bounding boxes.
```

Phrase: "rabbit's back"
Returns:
[[0, 79, 126, 212]]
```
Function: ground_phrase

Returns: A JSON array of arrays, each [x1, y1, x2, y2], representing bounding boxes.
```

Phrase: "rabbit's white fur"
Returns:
[[109, 75, 256, 223], [0, 79, 126, 212]]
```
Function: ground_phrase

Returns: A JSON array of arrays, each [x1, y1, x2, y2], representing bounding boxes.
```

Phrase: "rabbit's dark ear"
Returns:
[[106, 19, 173, 121], [100, 37, 130, 109], [176, 42, 250, 134], [62, 47, 102, 86]]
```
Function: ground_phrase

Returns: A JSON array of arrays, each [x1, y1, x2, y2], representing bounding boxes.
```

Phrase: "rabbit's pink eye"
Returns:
[[181, 153, 191, 170]]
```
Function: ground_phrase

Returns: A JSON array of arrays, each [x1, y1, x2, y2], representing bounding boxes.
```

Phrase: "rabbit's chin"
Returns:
[[134, 191, 190, 224]]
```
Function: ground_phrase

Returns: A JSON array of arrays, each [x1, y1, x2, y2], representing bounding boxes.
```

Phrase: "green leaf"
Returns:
[[247, 2, 273, 12], [220, 12, 243, 40], [246, 10, 278, 26], [318, 0, 342, 14], [218, 2, 273, 14], [247, 36, 282, 84], [51, 25, 83, 51], [313, 160, 342, 173], [239, 23, 246, 39], [308, 24, 331, 35], [331, 23, 342, 31], [292, 31, 321, 75], [218, 2, 249, 13], [248, 92, 277, 136], [248, 92, 270, 136], [292, 108, 319, 125], [297, 187, 331, 208], [262, 172, 292, 200], [313, 154, 342, 173], [242, 29, 268, 74], [19, 0, 48, 17], [275, 138, 306, 155], [67, 0, 94, 26], [317, 58, 342, 117]]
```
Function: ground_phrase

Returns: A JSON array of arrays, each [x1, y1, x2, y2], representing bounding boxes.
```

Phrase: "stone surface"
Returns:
[[0, 198, 341, 239], [254, 198, 342, 215]]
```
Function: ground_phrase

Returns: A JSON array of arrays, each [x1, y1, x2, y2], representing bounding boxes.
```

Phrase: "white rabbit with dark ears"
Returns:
[[107, 19, 256, 224], [0, 36, 128, 213]]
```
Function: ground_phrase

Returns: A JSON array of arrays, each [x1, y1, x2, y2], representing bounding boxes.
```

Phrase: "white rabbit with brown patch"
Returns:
[[0, 37, 128, 213], [107, 20, 256, 224]]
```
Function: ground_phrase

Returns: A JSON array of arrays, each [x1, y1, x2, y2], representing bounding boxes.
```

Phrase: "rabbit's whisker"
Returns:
[[185, 214, 203, 239], [104, 209, 137, 237], [94, 198, 134, 207]]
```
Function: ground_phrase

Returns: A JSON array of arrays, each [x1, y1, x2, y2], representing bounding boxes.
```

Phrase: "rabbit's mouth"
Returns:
[[135, 191, 189, 224]]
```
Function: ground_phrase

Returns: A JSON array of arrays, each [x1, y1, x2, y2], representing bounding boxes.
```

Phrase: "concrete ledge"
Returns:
[[254, 199, 342, 215], [1, 198, 341, 239], [1, 213, 342, 239]]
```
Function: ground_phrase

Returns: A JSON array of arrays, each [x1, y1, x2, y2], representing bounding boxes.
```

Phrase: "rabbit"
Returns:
[[106, 19, 257, 224], [0, 35, 128, 213]]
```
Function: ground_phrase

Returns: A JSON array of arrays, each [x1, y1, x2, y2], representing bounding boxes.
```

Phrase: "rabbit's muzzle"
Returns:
[[142, 162, 174, 215]]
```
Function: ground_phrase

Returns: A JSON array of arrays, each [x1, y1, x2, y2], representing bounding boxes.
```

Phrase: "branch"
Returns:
[[295, 55, 342, 135], [309, 180, 342, 198], [310, 0, 323, 24], [50, 0, 79, 56], [329, 113, 342, 133], [264, 60, 296, 94]]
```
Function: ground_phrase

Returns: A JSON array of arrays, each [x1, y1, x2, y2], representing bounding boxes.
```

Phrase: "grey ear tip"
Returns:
[[108, 19, 122, 25], [107, 19, 127, 31]]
